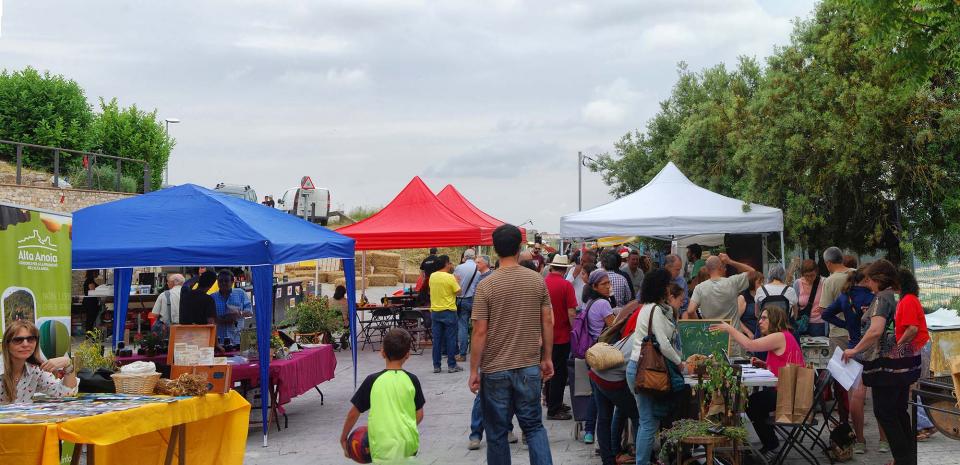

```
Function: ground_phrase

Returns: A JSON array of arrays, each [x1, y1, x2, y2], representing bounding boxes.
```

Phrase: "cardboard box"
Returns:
[[171, 364, 232, 394]]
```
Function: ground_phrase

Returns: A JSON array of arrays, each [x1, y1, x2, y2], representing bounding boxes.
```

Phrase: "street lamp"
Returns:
[[578, 151, 596, 211], [164, 118, 180, 186]]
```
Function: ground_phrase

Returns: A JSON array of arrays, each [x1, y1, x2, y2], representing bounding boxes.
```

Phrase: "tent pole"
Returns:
[[779, 230, 786, 266], [314, 259, 319, 296], [362, 251, 367, 296]]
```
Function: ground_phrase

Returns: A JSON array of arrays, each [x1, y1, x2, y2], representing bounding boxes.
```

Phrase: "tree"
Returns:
[[0, 67, 94, 171], [590, 1, 960, 264], [90, 98, 174, 191], [591, 58, 762, 200]]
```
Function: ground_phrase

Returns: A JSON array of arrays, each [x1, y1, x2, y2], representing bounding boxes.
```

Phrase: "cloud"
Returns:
[[580, 78, 644, 126], [581, 100, 626, 126], [424, 142, 563, 179], [276, 68, 370, 87], [234, 33, 352, 55]]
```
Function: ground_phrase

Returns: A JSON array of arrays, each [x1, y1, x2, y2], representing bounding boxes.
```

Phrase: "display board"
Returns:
[[0, 203, 72, 359], [677, 319, 731, 359]]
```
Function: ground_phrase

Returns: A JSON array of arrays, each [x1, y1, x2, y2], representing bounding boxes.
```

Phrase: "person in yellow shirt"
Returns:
[[430, 256, 462, 374]]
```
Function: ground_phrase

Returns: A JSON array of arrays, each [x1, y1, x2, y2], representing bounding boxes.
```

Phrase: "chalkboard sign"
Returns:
[[677, 319, 731, 359]]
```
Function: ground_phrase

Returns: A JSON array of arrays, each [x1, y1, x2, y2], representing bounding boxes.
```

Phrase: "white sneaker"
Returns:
[[878, 440, 889, 453], [853, 442, 866, 454]]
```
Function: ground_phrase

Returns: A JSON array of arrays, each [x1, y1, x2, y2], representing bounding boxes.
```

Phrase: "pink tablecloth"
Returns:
[[231, 345, 337, 405]]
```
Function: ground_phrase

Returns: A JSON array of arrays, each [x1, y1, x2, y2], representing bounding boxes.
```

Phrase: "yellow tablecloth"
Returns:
[[0, 391, 250, 465]]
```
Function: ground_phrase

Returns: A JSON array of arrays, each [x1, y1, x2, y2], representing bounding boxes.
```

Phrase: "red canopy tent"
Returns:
[[436, 184, 525, 245], [337, 177, 483, 250]]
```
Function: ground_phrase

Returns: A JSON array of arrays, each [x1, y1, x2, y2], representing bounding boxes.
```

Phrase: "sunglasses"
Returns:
[[11, 335, 38, 345]]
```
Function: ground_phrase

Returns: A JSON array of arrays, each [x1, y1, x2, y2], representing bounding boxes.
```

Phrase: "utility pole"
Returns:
[[578, 151, 582, 211]]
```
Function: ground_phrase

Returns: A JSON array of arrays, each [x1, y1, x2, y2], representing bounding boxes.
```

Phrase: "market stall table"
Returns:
[[0, 391, 250, 465], [231, 345, 337, 430]]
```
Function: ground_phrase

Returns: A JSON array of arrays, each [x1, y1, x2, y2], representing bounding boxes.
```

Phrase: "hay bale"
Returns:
[[368, 251, 401, 269], [367, 273, 398, 287], [399, 272, 420, 283], [325, 271, 345, 283], [334, 277, 368, 288], [374, 265, 400, 276]]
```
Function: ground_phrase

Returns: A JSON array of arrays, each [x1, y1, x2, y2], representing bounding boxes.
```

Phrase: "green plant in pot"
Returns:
[[285, 296, 344, 345], [73, 328, 118, 393]]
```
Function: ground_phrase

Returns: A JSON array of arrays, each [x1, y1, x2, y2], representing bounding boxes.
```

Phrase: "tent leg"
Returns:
[[314, 259, 319, 296], [361, 251, 367, 297], [779, 230, 786, 265]]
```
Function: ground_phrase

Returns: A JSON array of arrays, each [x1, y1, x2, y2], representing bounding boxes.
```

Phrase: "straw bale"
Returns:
[[325, 271, 345, 283], [333, 277, 368, 288], [399, 272, 420, 283], [367, 273, 398, 287], [374, 266, 400, 276], [368, 251, 401, 268]]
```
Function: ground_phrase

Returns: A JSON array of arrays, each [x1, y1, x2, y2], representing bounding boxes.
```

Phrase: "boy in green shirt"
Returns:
[[341, 328, 425, 463]]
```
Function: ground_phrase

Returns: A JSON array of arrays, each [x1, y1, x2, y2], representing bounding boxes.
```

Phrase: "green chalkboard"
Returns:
[[677, 319, 732, 359]]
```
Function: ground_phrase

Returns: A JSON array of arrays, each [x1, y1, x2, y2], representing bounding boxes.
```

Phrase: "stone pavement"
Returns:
[[244, 346, 953, 465]]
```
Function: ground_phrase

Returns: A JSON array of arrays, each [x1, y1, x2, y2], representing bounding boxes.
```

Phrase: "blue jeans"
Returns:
[[627, 359, 661, 465], [457, 297, 473, 357], [591, 379, 639, 465], [481, 365, 553, 465], [431, 310, 458, 369], [470, 392, 514, 440]]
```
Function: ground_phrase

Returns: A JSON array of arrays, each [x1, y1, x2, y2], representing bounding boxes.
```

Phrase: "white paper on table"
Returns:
[[741, 367, 776, 379], [827, 346, 862, 390]]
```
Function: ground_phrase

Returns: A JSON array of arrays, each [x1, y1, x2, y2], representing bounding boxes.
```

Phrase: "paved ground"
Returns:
[[244, 344, 953, 465]]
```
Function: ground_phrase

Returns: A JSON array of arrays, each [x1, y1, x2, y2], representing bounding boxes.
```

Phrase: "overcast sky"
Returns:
[[0, 0, 815, 232]]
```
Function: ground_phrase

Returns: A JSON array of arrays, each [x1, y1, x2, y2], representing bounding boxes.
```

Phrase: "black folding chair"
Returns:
[[360, 307, 397, 351], [772, 368, 835, 465], [397, 309, 427, 355]]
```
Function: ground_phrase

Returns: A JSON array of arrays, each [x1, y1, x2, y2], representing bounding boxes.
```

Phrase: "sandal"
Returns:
[[615, 453, 635, 464], [917, 427, 937, 442]]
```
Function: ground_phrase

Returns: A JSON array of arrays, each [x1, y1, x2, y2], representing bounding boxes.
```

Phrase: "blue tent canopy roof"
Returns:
[[73, 183, 354, 269]]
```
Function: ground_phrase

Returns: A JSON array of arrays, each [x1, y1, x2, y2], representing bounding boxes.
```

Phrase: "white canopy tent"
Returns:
[[561, 162, 785, 262]]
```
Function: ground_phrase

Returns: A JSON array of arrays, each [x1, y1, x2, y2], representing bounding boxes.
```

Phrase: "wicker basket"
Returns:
[[112, 372, 162, 394]]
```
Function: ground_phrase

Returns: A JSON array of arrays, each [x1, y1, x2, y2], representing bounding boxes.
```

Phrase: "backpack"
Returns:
[[570, 300, 598, 359], [758, 285, 791, 314]]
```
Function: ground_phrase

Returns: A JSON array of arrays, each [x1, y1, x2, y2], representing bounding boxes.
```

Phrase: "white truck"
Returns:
[[277, 178, 331, 225]]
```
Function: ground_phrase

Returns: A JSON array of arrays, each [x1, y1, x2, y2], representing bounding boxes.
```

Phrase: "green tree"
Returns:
[[0, 67, 94, 171], [591, 1, 960, 264], [90, 98, 174, 191], [591, 58, 762, 200]]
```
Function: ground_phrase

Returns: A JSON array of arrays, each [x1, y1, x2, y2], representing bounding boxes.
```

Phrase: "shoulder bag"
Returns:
[[633, 304, 671, 395]]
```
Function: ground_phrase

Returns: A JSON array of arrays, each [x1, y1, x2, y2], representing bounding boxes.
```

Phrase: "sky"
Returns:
[[0, 0, 816, 232]]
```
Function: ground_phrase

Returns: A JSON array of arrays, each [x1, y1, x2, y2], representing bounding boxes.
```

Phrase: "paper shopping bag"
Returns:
[[775, 364, 798, 423], [792, 365, 815, 422]]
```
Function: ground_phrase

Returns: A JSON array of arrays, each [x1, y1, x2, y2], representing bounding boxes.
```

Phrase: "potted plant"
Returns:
[[285, 296, 344, 345], [270, 332, 285, 359], [73, 329, 118, 393], [133, 332, 162, 356], [658, 419, 747, 463]]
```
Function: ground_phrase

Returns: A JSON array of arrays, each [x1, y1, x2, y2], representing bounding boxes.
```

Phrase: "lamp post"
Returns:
[[578, 151, 596, 211], [164, 117, 180, 186]]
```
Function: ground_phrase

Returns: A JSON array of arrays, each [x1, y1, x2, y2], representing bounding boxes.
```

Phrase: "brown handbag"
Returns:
[[634, 304, 671, 395]]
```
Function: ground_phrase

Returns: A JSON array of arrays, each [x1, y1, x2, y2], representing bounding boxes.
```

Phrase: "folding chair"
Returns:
[[772, 369, 835, 465], [360, 307, 397, 351], [397, 309, 427, 355]]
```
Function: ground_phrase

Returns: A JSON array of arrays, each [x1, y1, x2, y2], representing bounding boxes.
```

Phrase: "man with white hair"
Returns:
[[151, 273, 185, 326], [454, 248, 480, 362], [818, 246, 853, 347], [684, 254, 755, 325]]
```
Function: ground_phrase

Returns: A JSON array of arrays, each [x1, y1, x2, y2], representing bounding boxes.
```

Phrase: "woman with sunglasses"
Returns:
[[1, 320, 77, 403]]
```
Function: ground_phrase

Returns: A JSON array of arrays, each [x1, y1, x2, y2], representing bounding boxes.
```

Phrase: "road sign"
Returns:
[[300, 176, 316, 190]]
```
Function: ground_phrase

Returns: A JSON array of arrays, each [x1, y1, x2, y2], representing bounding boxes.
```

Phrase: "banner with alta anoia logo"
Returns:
[[0, 202, 72, 359]]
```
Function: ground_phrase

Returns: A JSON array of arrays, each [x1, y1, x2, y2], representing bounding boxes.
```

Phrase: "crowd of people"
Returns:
[[338, 229, 931, 465]]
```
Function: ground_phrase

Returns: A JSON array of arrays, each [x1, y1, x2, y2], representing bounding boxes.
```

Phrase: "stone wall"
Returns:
[[0, 183, 135, 214]]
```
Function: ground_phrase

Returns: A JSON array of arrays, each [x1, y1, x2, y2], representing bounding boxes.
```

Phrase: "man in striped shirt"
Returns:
[[469, 224, 555, 465]]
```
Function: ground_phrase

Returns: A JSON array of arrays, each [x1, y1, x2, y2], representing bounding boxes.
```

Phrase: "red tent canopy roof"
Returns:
[[436, 184, 525, 244], [337, 177, 483, 250]]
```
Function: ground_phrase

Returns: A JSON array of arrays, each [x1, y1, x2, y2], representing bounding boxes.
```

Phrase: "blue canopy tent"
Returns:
[[72, 183, 358, 445]]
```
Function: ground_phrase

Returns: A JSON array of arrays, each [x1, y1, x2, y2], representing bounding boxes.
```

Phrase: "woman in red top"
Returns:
[[894, 269, 929, 352], [711, 305, 804, 458]]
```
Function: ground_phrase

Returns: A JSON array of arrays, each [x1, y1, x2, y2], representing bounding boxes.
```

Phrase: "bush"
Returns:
[[66, 162, 138, 193]]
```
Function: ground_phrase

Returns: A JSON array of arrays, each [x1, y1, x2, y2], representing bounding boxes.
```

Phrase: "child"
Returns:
[[340, 328, 425, 463]]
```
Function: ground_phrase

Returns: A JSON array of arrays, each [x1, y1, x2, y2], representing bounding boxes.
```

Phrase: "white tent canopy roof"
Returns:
[[561, 162, 783, 238]]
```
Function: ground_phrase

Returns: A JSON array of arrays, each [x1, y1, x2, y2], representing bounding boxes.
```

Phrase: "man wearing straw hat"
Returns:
[[544, 254, 577, 420]]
